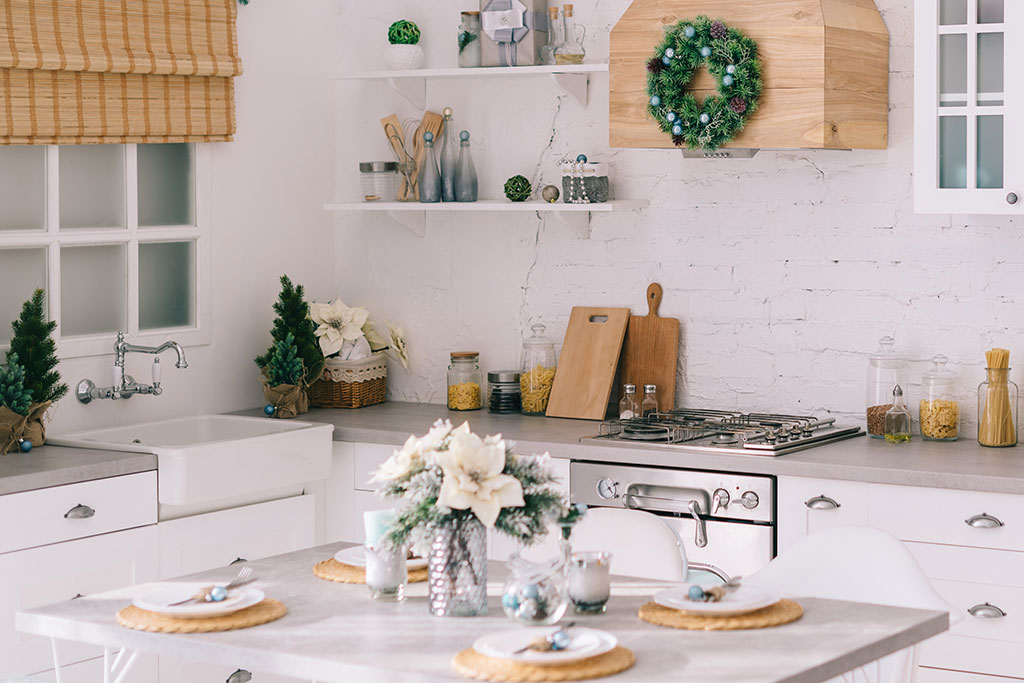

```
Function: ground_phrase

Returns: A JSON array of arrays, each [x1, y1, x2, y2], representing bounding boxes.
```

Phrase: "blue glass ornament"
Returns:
[[208, 586, 228, 602], [726, 64, 736, 74], [521, 583, 540, 600], [700, 113, 710, 124], [576, 154, 588, 163], [263, 404, 276, 416], [662, 55, 671, 65], [551, 630, 572, 650], [700, 46, 711, 58], [649, 95, 661, 107], [19, 439, 32, 453], [664, 48, 675, 59], [688, 585, 706, 601], [501, 592, 520, 612], [423, 131, 434, 143], [684, 25, 695, 38], [722, 75, 734, 86], [672, 124, 683, 135], [666, 111, 676, 122]]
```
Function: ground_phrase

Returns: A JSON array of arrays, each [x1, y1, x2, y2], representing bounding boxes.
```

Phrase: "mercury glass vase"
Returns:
[[428, 515, 488, 616]]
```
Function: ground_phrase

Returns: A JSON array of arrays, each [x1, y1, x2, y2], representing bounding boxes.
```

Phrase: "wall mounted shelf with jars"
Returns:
[[914, 0, 1022, 214], [334, 63, 608, 108], [323, 198, 648, 239]]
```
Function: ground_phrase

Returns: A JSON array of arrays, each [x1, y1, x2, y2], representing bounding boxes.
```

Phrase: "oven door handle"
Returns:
[[621, 493, 708, 548]]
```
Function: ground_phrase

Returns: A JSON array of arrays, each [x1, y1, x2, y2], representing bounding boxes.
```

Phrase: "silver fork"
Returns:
[[167, 566, 255, 606], [513, 621, 576, 655]]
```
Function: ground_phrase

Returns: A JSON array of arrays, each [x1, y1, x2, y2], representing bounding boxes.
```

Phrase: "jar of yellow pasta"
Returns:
[[520, 323, 558, 416], [447, 352, 482, 411], [920, 354, 959, 441]]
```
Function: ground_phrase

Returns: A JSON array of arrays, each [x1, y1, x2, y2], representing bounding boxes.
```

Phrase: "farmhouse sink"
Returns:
[[49, 415, 334, 509]]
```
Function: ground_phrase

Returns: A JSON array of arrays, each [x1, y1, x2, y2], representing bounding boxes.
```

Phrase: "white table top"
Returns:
[[17, 542, 948, 683]]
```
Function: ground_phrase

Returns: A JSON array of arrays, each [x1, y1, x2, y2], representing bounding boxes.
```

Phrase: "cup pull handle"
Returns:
[[804, 495, 841, 510], [965, 513, 1004, 529], [64, 504, 95, 519], [968, 602, 1007, 619], [229, 557, 248, 565], [226, 669, 252, 683]]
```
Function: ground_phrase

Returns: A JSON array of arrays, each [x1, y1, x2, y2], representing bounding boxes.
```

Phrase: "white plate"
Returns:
[[334, 546, 428, 570], [653, 584, 781, 616], [134, 584, 265, 619], [474, 627, 617, 666]]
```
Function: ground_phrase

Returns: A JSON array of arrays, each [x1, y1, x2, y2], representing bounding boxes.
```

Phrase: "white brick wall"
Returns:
[[332, 0, 1023, 436]]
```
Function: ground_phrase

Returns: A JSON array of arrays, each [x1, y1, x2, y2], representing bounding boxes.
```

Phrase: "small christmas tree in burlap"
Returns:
[[266, 334, 303, 387], [255, 276, 322, 385], [9, 289, 68, 404], [0, 353, 32, 417]]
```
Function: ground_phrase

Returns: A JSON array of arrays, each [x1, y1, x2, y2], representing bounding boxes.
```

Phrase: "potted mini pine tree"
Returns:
[[261, 334, 307, 419], [255, 275, 321, 415]]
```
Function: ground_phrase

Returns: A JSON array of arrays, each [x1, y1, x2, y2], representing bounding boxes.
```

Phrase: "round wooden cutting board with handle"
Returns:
[[619, 283, 680, 411]]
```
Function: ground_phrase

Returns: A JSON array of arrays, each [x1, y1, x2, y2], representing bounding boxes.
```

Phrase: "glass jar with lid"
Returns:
[[521, 324, 557, 416], [920, 354, 960, 441], [866, 336, 907, 439], [359, 161, 398, 202], [448, 352, 482, 411], [487, 370, 521, 414]]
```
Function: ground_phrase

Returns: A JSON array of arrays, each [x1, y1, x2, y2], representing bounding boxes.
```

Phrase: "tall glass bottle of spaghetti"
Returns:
[[978, 347, 1018, 447], [521, 324, 557, 416]]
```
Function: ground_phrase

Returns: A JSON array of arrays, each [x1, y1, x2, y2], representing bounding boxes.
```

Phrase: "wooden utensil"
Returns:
[[546, 307, 630, 420], [407, 111, 444, 201], [620, 283, 680, 411], [381, 114, 415, 200]]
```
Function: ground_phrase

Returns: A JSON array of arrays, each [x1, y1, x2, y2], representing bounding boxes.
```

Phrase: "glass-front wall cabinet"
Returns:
[[915, 0, 1022, 213]]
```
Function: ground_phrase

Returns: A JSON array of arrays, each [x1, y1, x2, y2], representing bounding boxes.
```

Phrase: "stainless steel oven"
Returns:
[[570, 462, 774, 581]]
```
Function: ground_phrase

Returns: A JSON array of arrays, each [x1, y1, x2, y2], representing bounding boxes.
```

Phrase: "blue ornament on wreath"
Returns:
[[662, 55, 671, 65], [699, 113, 710, 124], [726, 64, 736, 74], [722, 75, 734, 87], [666, 111, 677, 122], [664, 48, 675, 59], [649, 95, 661, 107], [700, 46, 711, 58], [672, 124, 683, 135], [684, 25, 695, 38]]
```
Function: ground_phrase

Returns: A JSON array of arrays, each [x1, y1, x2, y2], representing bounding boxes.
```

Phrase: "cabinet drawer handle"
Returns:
[[226, 670, 252, 683], [805, 495, 841, 510], [965, 513, 1004, 529], [229, 557, 248, 565], [64, 504, 95, 519], [968, 602, 1007, 619]]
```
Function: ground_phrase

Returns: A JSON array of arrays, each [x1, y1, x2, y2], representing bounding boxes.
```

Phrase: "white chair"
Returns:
[[569, 507, 688, 582], [744, 526, 959, 683]]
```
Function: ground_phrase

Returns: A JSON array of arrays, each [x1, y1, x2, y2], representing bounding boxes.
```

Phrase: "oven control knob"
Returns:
[[740, 491, 759, 509], [596, 478, 619, 500]]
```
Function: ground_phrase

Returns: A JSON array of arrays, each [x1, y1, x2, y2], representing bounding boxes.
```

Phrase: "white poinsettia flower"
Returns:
[[436, 430, 524, 528], [386, 321, 410, 369], [309, 299, 370, 357], [370, 420, 459, 484]]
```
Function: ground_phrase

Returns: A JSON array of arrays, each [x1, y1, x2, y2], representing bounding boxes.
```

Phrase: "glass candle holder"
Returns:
[[568, 551, 611, 614], [365, 542, 407, 602]]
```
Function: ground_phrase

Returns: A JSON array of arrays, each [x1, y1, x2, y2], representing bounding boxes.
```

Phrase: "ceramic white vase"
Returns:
[[384, 44, 424, 71]]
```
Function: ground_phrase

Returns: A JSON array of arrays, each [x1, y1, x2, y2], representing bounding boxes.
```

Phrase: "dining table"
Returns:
[[16, 541, 949, 683]]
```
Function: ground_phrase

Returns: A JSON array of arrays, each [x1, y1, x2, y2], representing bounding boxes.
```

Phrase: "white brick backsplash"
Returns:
[[333, 0, 1022, 438]]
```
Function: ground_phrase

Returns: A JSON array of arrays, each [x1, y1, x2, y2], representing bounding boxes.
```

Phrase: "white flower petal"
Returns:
[[471, 496, 502, 528]]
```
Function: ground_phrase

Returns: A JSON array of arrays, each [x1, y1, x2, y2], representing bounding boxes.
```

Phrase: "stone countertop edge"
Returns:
[[249, 402, 1024, 495], [0, 446, 157, 496]]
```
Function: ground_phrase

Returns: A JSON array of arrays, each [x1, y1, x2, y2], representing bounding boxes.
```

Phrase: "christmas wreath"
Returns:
[[646, 16, 762, 151]]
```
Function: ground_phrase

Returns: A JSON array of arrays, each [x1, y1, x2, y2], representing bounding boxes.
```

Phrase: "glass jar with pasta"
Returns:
[[920, 354, 960, 441], [447, 352, 482, 411], [520, 323, 558, 416]]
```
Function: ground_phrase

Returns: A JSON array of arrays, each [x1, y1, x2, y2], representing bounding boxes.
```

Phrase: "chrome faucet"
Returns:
[[76, 331, 188, 404]]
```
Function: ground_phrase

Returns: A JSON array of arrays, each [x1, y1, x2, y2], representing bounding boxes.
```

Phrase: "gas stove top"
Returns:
[[581, 409, 863, 456]]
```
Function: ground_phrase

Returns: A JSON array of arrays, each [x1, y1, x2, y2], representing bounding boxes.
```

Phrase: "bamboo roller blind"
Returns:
[[0, 0, 242, 145]]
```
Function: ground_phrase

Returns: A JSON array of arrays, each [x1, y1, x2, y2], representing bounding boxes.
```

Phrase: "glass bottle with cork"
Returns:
[[520, 324, 557, 416], [884, 385, 912, 443], [554, 4, 586, 65], [866, 336, 907, 439], [920, 354, 960, 441], [539, 7, 562, 65], [448, 352, 482, 411], [457, 12, 481, 68]]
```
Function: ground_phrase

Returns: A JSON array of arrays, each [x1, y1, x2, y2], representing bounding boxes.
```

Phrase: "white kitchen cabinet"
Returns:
[[157, 494, 315, 578], [324, 441, 355, 543], [326, 442, 395, 544], [158, 660, 303, 683], [0, 525, 158, 678], [776, 476, 869, 553], [914, 0, 1024, 214]]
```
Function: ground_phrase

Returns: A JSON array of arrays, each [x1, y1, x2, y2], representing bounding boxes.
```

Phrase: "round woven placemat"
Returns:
[[638, 598, 803, 631], [452, 646, 636, 682], [116, 599, 287, 633], [313, 558, 429, 584]]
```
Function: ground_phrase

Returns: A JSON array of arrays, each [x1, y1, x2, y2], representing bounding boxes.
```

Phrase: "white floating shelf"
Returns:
[[334, 63, 608, 107], [325, 199, 648, 238]]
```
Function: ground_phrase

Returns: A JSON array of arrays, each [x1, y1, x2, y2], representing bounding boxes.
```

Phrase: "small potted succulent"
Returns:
[[385, 19, 424, 71]]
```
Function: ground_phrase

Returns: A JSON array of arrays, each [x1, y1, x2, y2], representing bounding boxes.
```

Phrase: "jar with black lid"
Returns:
[[488, 370, 522, 414]]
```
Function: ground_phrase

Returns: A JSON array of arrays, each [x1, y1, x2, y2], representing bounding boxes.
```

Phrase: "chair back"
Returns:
[[570, 507, 687, 582]]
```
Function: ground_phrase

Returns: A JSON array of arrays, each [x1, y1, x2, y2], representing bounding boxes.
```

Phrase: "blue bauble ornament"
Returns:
[[726, 64, 736, 74], [502, 592, 520, 612], [700, 46, 711, 58], [722, 75, 734, 86], [664, 48, 675, 59], [423, 130, 434, 143], [699, 113, 710, 124], [649, 95, 661, 107], [522, 583, 540, 600], [208, 586, 228, 602], [263, 404, 276, 416], [666, 111, 677, 122], [672, 124, 683, 136], [551, 630, 572, 650], [662, 55, 671, 65], [688, 585, 706, 601], [459, 130, 470, 142], [19, 439, 32, 453], [684, 25, 695, 38], [576, 154, 588, 163]]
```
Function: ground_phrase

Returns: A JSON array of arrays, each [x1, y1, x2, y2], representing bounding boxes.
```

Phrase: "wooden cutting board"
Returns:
[[620, 283, 680, 411], [546, 307, 630, 420]]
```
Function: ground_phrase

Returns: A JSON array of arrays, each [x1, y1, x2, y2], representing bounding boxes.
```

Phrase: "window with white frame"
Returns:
[[0, 143, 211, 358]]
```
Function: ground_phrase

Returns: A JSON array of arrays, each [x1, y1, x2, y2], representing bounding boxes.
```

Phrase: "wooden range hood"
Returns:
[[609, 0, 889, 152]]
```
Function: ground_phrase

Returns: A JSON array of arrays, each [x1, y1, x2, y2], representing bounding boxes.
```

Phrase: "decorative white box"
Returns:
[[479, 0, 549, 67]]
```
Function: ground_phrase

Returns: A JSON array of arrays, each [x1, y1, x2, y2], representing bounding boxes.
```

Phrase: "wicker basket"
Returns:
[[308, 352, 387, 409]]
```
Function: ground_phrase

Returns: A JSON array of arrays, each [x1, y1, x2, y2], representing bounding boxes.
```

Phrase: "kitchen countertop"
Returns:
[[17, 541, 948, 683], [276, 402, 1024, 494], [0, 445, 157, 496]]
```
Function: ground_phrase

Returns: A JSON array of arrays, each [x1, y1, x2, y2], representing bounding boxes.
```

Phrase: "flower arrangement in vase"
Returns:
[[373, 420, 563, 616]]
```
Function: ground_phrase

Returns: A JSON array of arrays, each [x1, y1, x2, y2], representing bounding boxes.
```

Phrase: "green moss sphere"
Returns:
[[504, 175, 532, 202], [388, 20, 421, 45]]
